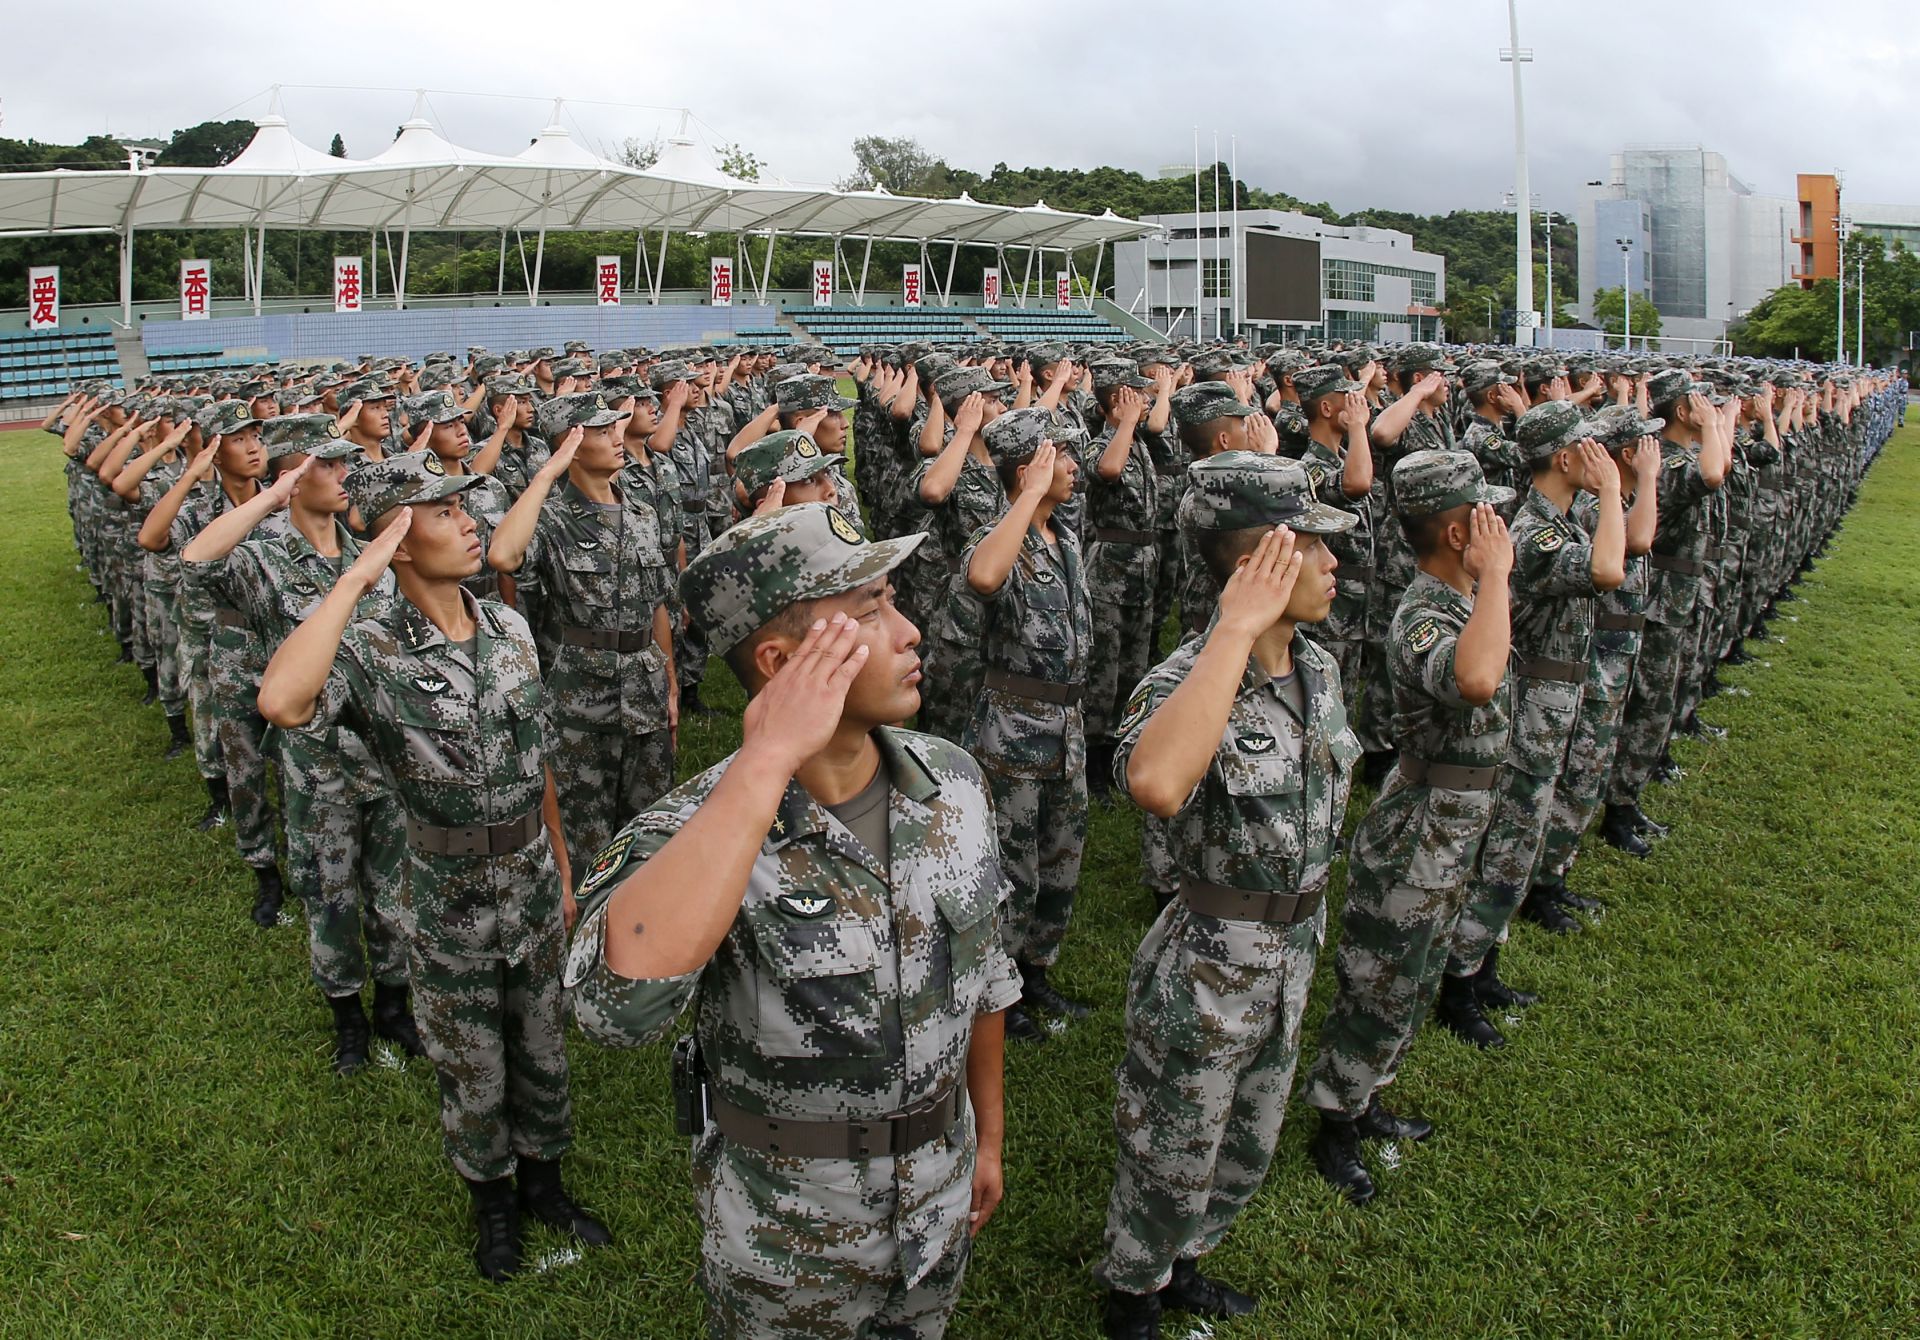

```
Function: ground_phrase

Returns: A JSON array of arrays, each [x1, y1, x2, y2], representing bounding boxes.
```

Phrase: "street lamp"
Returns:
[[1615, 237, 1634, 351]]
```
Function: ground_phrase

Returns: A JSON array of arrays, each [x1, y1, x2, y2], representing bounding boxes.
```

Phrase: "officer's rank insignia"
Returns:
[[795, 435, 820, 458], [578, 832, 635, 898], [1237, 733, 1276, 754], [1306, 464, 1327, 492], [827, 509, 863, 545], [422, 454, 446, 476], [776, 893, 833, 919], [412, 674, 450, 694], [1407, 618, 1441, 653], [1536, 530, 1565, 553], [1666, 454, 1686, 469]]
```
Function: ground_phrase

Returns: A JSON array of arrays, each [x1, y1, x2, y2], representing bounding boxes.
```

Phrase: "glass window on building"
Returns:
[[1202, 258, 1233, 298]]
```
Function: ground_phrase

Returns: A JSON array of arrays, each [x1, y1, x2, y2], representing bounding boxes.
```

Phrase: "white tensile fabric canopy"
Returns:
[[0, 114, 1154, 314]]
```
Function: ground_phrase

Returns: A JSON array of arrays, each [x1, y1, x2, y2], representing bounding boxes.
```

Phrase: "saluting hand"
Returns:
[[539, 426, 583, 481], [1216, 525, 1301, 639], [740, 612, 870, 776], [1461, 503, 1512, 585], [346, 506, 412, 587], [183, 440, 221, 485], [1245, 411, 1279, 456], [1576, 438, 1619, 495], [753, 477, 787, 516], [263, 455, 314, 509]]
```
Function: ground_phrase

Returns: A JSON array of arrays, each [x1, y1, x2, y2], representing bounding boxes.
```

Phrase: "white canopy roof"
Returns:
[[0, 116, 1154, 250]]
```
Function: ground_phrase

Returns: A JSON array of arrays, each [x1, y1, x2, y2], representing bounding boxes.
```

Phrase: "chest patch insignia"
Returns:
[[1407, 617, 1442, 654], [576, 537, 600, 550], [776, 893, 834, 919], [1536, 529, 1565, 553], [412, 674, 450, 695], [1237, 732, 1276, 755], [577, 831, 636, 899], [827, 509, 863, 545]]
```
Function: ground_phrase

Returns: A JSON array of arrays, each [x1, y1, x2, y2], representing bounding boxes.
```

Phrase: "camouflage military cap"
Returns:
[[1645, 367, 1705, 408], [766, 362, 810, 385], [472, 354, 508, 380], [598, 375, 656, 403], [1170, 382, 1258, 427], [404, 391, 470, 425], [337, 377, 395, 405], [563, 340, 592, 355], [649, 360, 695, 391], [1520, 355, 1566, 386], [597, 351, 627, 372], [734, 430, 838, 498], [1392, 449, 1515, 518], [1024, 342, 1069, 368], [1189, 350, 1235, 377], [486, 374, 536, 399], [1515, 399, 1592, 463], [1460, 359, 1518, 394], [345, 450, 483, 526], [274, 389, 304, 413], [535, 392, 630, 441], [1292, 364, 1364, 407], [423, 350, 455, 365], [239, 379, 275, 400], [262, 413, 355, 462], [551, 357, 594, 378], [934, 365, 1011, 404], [1586, 403, 1666, 448], [914, 352, 959, 384], [1089, 359, 1153, 392], [200, 400, 259, 438], [1389, 343, 1456, 375], [415, 364, 459, 392], [171, 395, 211, 420], [1264, 347, 1313, 377], [504, 350, 530, 364], [680, 502, 924, 657], [979, 407, 1058, 465], [775, 374, 856, 414], [1136, 346, 1179, 370], [1563, 353, 1598, 375], [529, 346, 558, 361], [1178, 451, 1357, 537]]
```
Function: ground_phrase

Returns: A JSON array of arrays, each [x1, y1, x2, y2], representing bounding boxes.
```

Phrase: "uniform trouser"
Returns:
[[1303, 871, 1473, 1119], [1096, 907, 1321, 1296], [147, 582, 188, 717], [1606, 620, 1690, 807], [1536, 684, 1633, 882], [982, 761, 1088, 968], [1358, 585, 1406, 756], [695, 1130, 975, 1340], [1448, 763, 1563, 977], [125, 562, 155, 669], [283, 784, 408, 997], [1087, 596, 1158, 744], [107, 539, 139, 651], [1675, 599, 1719, 729], [1150, 528, 1180, 652], [213, 678, 278, 869], [410, 924, 572, 1182], [182, 632, 224, 781], [548, 721, 675, 863], [918, 634, 981, 744]]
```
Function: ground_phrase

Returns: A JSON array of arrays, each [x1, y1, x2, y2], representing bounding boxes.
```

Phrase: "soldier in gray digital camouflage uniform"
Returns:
[[566, 502, 1019, 1340], [258, 451, 609, 1283], [1095, 453, 1357, 1340], [180, 414, 419, 1073], [1301, 449, 1514, 1204]]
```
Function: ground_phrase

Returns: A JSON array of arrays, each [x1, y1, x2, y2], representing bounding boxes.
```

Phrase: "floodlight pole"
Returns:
[[1501, 0, 1535, 346], [1835, 207, 1849, 363], [1617, 238, 1633, 351], [118, 229, 133, 326], [1857, 254, 1865, 367]]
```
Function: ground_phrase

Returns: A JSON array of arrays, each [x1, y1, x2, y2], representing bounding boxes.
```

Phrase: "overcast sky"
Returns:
[[7, 0, 1916, 215]]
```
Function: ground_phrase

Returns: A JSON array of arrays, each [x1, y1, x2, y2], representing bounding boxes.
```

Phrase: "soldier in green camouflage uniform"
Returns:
[[1293, 364, 1375, 716], [1448, 402, 1626, 988], [733, 429, 843, 517], [472, 375, 551, 500], [489, 393, 677, 862], [336, 377, 398, 465], [962, 410, 1093, 1037], [1303, 449, 1515, 1204], [651, 360, 719, 711], [1096, 454, 1358, 1340], [258, 451, 609, 1283], [566, 503, 1020, 1340], [1456, 359, 1530, 511], [112, 408, 199, 757], [180, 414, 419, 1073], [403, 390, 512, 604]]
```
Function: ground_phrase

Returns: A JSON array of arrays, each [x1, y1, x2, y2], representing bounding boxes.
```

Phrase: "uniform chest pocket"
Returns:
[[744, 908, 884, 1058], [932, 879, 999, 1014], [391, 690, 481, 784], [559, 542, 617, 606], [503, 676, 545, 775], [1015, 571, 1074, 649], [1216, 735, 1305, 798]]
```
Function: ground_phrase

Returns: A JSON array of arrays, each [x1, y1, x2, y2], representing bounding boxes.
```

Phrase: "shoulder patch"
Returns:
[[1406, 617, 1442, 654], [1536, 529, 1564, 553], [1665, 454, 1687, 470], [1118, 682, 1157, 736], [775, 892, 834, 920], [576, 831, 637, 901]]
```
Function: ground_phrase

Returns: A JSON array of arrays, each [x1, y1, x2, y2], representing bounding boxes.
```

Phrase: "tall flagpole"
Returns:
[[1211, 132, 1222, 341], [1502, 0, 1535, 345], [1230, 133, 1239, 342], [1193, 128, 1201, 341]]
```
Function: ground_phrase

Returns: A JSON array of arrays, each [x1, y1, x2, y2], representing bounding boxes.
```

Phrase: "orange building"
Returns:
[[1794, 173, 1841, 287]]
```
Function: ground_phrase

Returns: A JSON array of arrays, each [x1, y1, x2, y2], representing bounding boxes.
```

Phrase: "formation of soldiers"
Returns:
[[45, 330, 1906, 1338]]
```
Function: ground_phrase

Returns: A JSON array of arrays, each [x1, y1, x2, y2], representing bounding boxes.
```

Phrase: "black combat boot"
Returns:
[[1100, 1288, 1162, 1340], [194, 776, 230, 831], [1003, 1003, 1046, 1042], [1519, 883, 1584, 935], [328, 993, 371, 1075], [1436, 972, 1506, 1049], [250, 864, 284, 928], [371, 981, 426, 1057], [516, 1157, 612, 1246], [1019, 961, 1090, 1020], [1161, 1257, 1257, 1317], [1555, 881, 1607, 913], [1700, 668, 1724, 699], [164, 713, 192, 759], [1149, 887, 1175, 916], [115, 640, 134, 664], [680, 681, 720, 717], [1652, 746, 1684, 783], [140, 664, 160, 706], [1630, 806, 1670, 840], [1724, 640, 1753, 666], [1086, 738, 1115, 803], [1355, 1097, 1433, 1143], [1601, 804, 1652, 858], [465, 1176, 523, 1281], [1474, 944, 1539, 1010], [1308, 1112, 1377, 1204]]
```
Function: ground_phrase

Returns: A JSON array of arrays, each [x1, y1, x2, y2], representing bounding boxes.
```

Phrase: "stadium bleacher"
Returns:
[[146, 348, 263, 377], [0, 329, 122, 402], [776, 304, 1133, 356], [973, 309, 1130, 345]]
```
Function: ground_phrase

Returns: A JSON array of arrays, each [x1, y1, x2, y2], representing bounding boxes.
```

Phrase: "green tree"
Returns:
[[328, 134, 347, 159], [716, 142, 763, 183], [1591, 286, 1662, 341], [155, 120, 257, 168]]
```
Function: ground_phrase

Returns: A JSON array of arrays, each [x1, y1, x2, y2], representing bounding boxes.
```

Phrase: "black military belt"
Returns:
[[214, 607, 248, 629], [1398, 757, 1499, 791], [1338, 564, 1376, 584], [1514, 656, 1584, 683], [709, 1080, 966, 1159], [1091, 526, 1156, 546], [1701, 543, 1727, 561], [1181, 875, 1329, 925], [984, 668, 1085, 706], [1596, 612, 1646, 632], [1649, 553, 1704, 577], [559, 624, 650, 653], [405, 806, 543, 858]]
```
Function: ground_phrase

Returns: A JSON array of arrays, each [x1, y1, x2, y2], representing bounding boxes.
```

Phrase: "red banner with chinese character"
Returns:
[[1055, 271, 1071, 311], [982, 268, 1001, 310], [179, 259, 211, 321], [811, 260, 833, 308], [333, 256, 363, 314], [710, 257, 734, 307], [596, 256, 621, 307], [902, 263, 922, 309], [27, 266, 59, 331]]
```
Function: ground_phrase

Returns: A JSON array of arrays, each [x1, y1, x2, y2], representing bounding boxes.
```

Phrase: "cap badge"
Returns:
[[827, 509, 863, 545]]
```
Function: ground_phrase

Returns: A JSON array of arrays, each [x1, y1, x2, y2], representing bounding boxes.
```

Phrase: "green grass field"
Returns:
[[4, 423, 1918, 1337]]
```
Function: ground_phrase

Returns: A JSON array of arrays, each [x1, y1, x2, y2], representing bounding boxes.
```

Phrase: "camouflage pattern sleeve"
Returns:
[[1396, 604, 1471, 709], [1656, 446, 1713, 513], [1512, 517, 1597, 600], [1111, 641, 1203, 808]]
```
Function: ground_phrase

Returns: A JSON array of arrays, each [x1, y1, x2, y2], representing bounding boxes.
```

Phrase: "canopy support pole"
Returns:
[[531, 227, 546, 306], [651, 226, 669, 304], [994, 245, 1007, 306], [497, 230, 507, 297], [397, 225, 411, 311], [759, 230, 776, 305], [1086, 240, 1105, 310], [855, 237, 873, 306], [832, 236, 848, 304], [367, 231, 377, 302], [940, 240, 959, 307], [254, 226, 267, 316], [516, 230, 533, 298], [632, 230, 644, 295], [1017, 245, 1036, 308], [917, 242, 929, 305], [118, 229, 132, 327]]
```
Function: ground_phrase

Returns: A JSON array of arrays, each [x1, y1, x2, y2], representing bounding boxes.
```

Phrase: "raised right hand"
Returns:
[[1461, 503, 1513, 585], [739, 611, 870, 776], [1215, 525, 1301, 639]]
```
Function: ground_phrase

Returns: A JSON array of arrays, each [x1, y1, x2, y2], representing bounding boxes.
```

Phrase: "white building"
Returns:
[[1574, 147, 1795, 344], [1114, 209, 1446, 344]]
